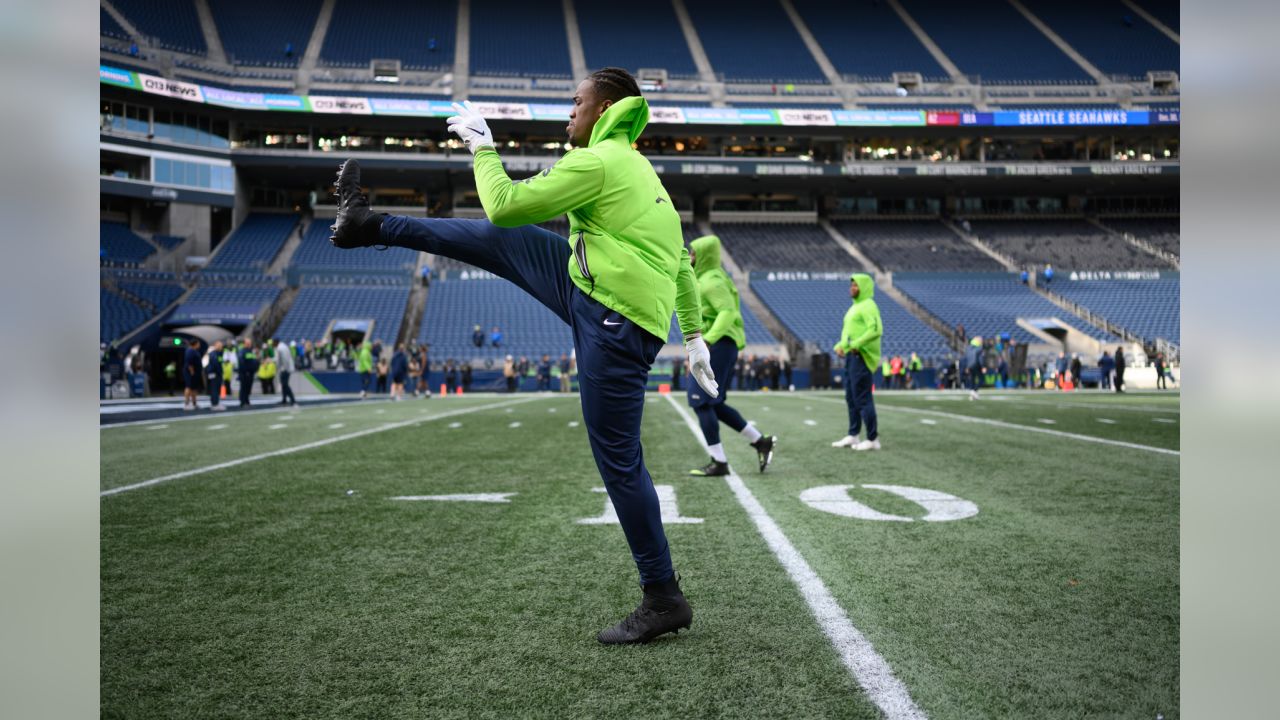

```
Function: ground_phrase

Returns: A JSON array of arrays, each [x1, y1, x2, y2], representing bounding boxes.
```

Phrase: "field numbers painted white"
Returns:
[[577, 486, 703, 525], [800, 484, 979, 523], [390, 493, 516, 503]]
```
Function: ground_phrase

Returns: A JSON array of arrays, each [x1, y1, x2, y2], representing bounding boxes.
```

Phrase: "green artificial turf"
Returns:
[[101, 390, 1179, 718]]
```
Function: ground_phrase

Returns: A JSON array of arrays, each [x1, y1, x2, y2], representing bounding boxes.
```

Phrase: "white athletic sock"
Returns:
[[740, 425, 763, 443], [707, 443, 727, 463]]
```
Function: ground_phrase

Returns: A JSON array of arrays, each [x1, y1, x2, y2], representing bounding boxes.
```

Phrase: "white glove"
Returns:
[[685, 334, 719, 399], [446, 101, 494, 154]]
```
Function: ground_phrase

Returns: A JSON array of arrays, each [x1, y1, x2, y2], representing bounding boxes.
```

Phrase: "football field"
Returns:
[[101, 389, 1179, 719]]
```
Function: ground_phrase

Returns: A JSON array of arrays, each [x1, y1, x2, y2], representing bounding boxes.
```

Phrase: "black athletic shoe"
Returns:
[[689, 459, 729, 477], [329, 159, 385, 248], [597, 575, 692, 645], [752, 435, 777, 473]]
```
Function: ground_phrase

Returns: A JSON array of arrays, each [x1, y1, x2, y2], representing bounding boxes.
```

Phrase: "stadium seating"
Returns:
[[291, 220, 421, 272], [100, 288, 149, 343], [320, 0, 455, 70], [683, 0, 826, 83], [1098, 217, 1179, 257], [791, 0, 949, 81], [101, 7, 129, 41], [1021, 0, 1179, 79], [470, 0, 571, 78], [1050, 277, 1180, 345], [181, 284, 280, 309], [109, 0, 206, 55], [419, 276, 573, 361], [575, 1, 699, 78], [967, 219, 1162, 270], [893, 273, 1116, 344], [275, 285, 410, 345], [210, 0, 322, 67], [206, 213, 298, 271], [710, 223, 864, 272], [833, 220, 1003, 272], [118, 281, 186, 310], [898, 0, 1091, 83], [750, 278, 951, 359], [151, 234, 185, 251], [663, 301, 777, 345], [100, 223, 155, 266]]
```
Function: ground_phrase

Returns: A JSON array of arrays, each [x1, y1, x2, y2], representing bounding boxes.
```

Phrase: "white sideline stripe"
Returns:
[[797, 396, 1179, 456], [663, 395, 925, 720], [390, 493, 516, 503], [991, 397, 1180, 414], [100, 397, 543, 497], [101, 399, 400, 429]]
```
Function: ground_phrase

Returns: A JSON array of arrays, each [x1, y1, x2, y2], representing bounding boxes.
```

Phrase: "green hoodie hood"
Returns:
[[851, 272, 876, 302], [690, 235, 722, 276], [836, 273, 883, 369], [970, 337, 982, 348], [588, 95, 649, 148]]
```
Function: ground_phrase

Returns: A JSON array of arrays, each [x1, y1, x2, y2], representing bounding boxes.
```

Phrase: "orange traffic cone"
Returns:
[[456, 386, 463, 395], [440, 383, 446, 396]]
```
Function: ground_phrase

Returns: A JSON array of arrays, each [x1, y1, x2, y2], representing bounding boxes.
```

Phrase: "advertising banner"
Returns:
[[306, 95, 373, 114], [137, 72, 204, 103], [99, 64, 138, 89]]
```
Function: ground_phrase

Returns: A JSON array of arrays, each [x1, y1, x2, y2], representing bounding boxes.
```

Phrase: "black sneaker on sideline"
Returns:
[[329, 159, 385, 249], [597, 575, 692, 645], [689, 459, 729, 477], [752, 435, 777, 473]]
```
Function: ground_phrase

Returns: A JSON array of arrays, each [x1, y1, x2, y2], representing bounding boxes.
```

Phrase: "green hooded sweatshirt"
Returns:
[[834, 273, 883, 370], [356, 343, 373, 373], [471, 95, 700, 342], [689, 235, 745, 349]]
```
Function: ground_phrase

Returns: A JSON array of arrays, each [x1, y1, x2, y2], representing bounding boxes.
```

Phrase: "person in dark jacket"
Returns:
[[445, 359, 458, 394], [1069, 354, 1083, 391], [670, 356, 682, 390], [1114, 347, 1126, 393], [182, 339, 203, 411], [472, 325, 485, 348], [964, 337, 984, 400], [460, 363, 472, 392], [536, 354, 552, 391], [390, 344, 409, 400], [205, 340, 226, 412], [237, 338, 259, 408], [1098, 351, 1114, 390], [1153, 352, 1167, 390]]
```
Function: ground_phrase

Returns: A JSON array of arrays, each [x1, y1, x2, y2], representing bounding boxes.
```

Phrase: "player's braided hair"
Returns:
[[588, 67, 642, 104]]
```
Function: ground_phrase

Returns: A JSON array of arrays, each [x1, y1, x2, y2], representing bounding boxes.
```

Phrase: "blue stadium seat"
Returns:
[[420, 274, 572, 362], [898, 0, 1091, 83], [710, 223, 864, 272], [470, 0, 571, 78], [118, 281, 185, 309], [152, 234, 185, 250], [663, 302, 777, 345], [791, 0, 949, 81], [207, 213, 298, 271], [1021, 0, 1179, 79], [181, 285, 280, 309], [576, 1, 699, 78], [834, 220, 1002, 272], [751, 278, 950, 360], [101, 223, 156, 266], [100, 288, 149, 343], [893, 273, 1117, 345], [110, 0, 206, 55], [320, 0, 456, 70], [210, 0, 321, 67], [275, 286, 410, 345], [967, 219, 1163, 270], [684, 0, 826, 83], [101, 7, 129, 41], [291, 220, 421, 272], [1098, 217, 1179, 257], [1051, 277, 1179, 345]]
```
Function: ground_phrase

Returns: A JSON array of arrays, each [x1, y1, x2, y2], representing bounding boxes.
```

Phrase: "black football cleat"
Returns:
[[689, 459, 729, 477], [597, 575, 692, 645], [752, 435, 777, 473], [329, 159, 386, 249]]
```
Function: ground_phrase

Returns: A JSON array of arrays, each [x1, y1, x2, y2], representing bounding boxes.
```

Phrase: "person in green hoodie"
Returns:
[[685, 235, 777, 477], [328, 68, 711, 645], [831, 273, 883, 451], [355, 340, 373, 399]]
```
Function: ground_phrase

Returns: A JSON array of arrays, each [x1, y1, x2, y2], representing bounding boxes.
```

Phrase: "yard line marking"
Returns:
[[985, 397, 1180, 414], [1153, 418, 1177, 423], [919, 419, 937, 425], [795, 396, 1178, 456], [101, 399, 401, 429], [207, 424, 227, 430], [146, 424, 168, 431], [803, 419, 817, 426], [664, 395, 925, 719], [269, 424, 288, 430], [448, 422, 463, 428], [328, 423, 346, 429], [568, 421, 580, 428], [1096, 418, 1117, 424], [390, 493, 516, 503], [101, 396, 545, 497], [508, 421, 522, 428], [1036, 418, 1056, 425]]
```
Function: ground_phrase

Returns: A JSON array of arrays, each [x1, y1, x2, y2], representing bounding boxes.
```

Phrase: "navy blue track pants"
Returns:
[[686, 338, 748, 447], [844, 353, 878, 440], [380, 216, 673, 584]]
